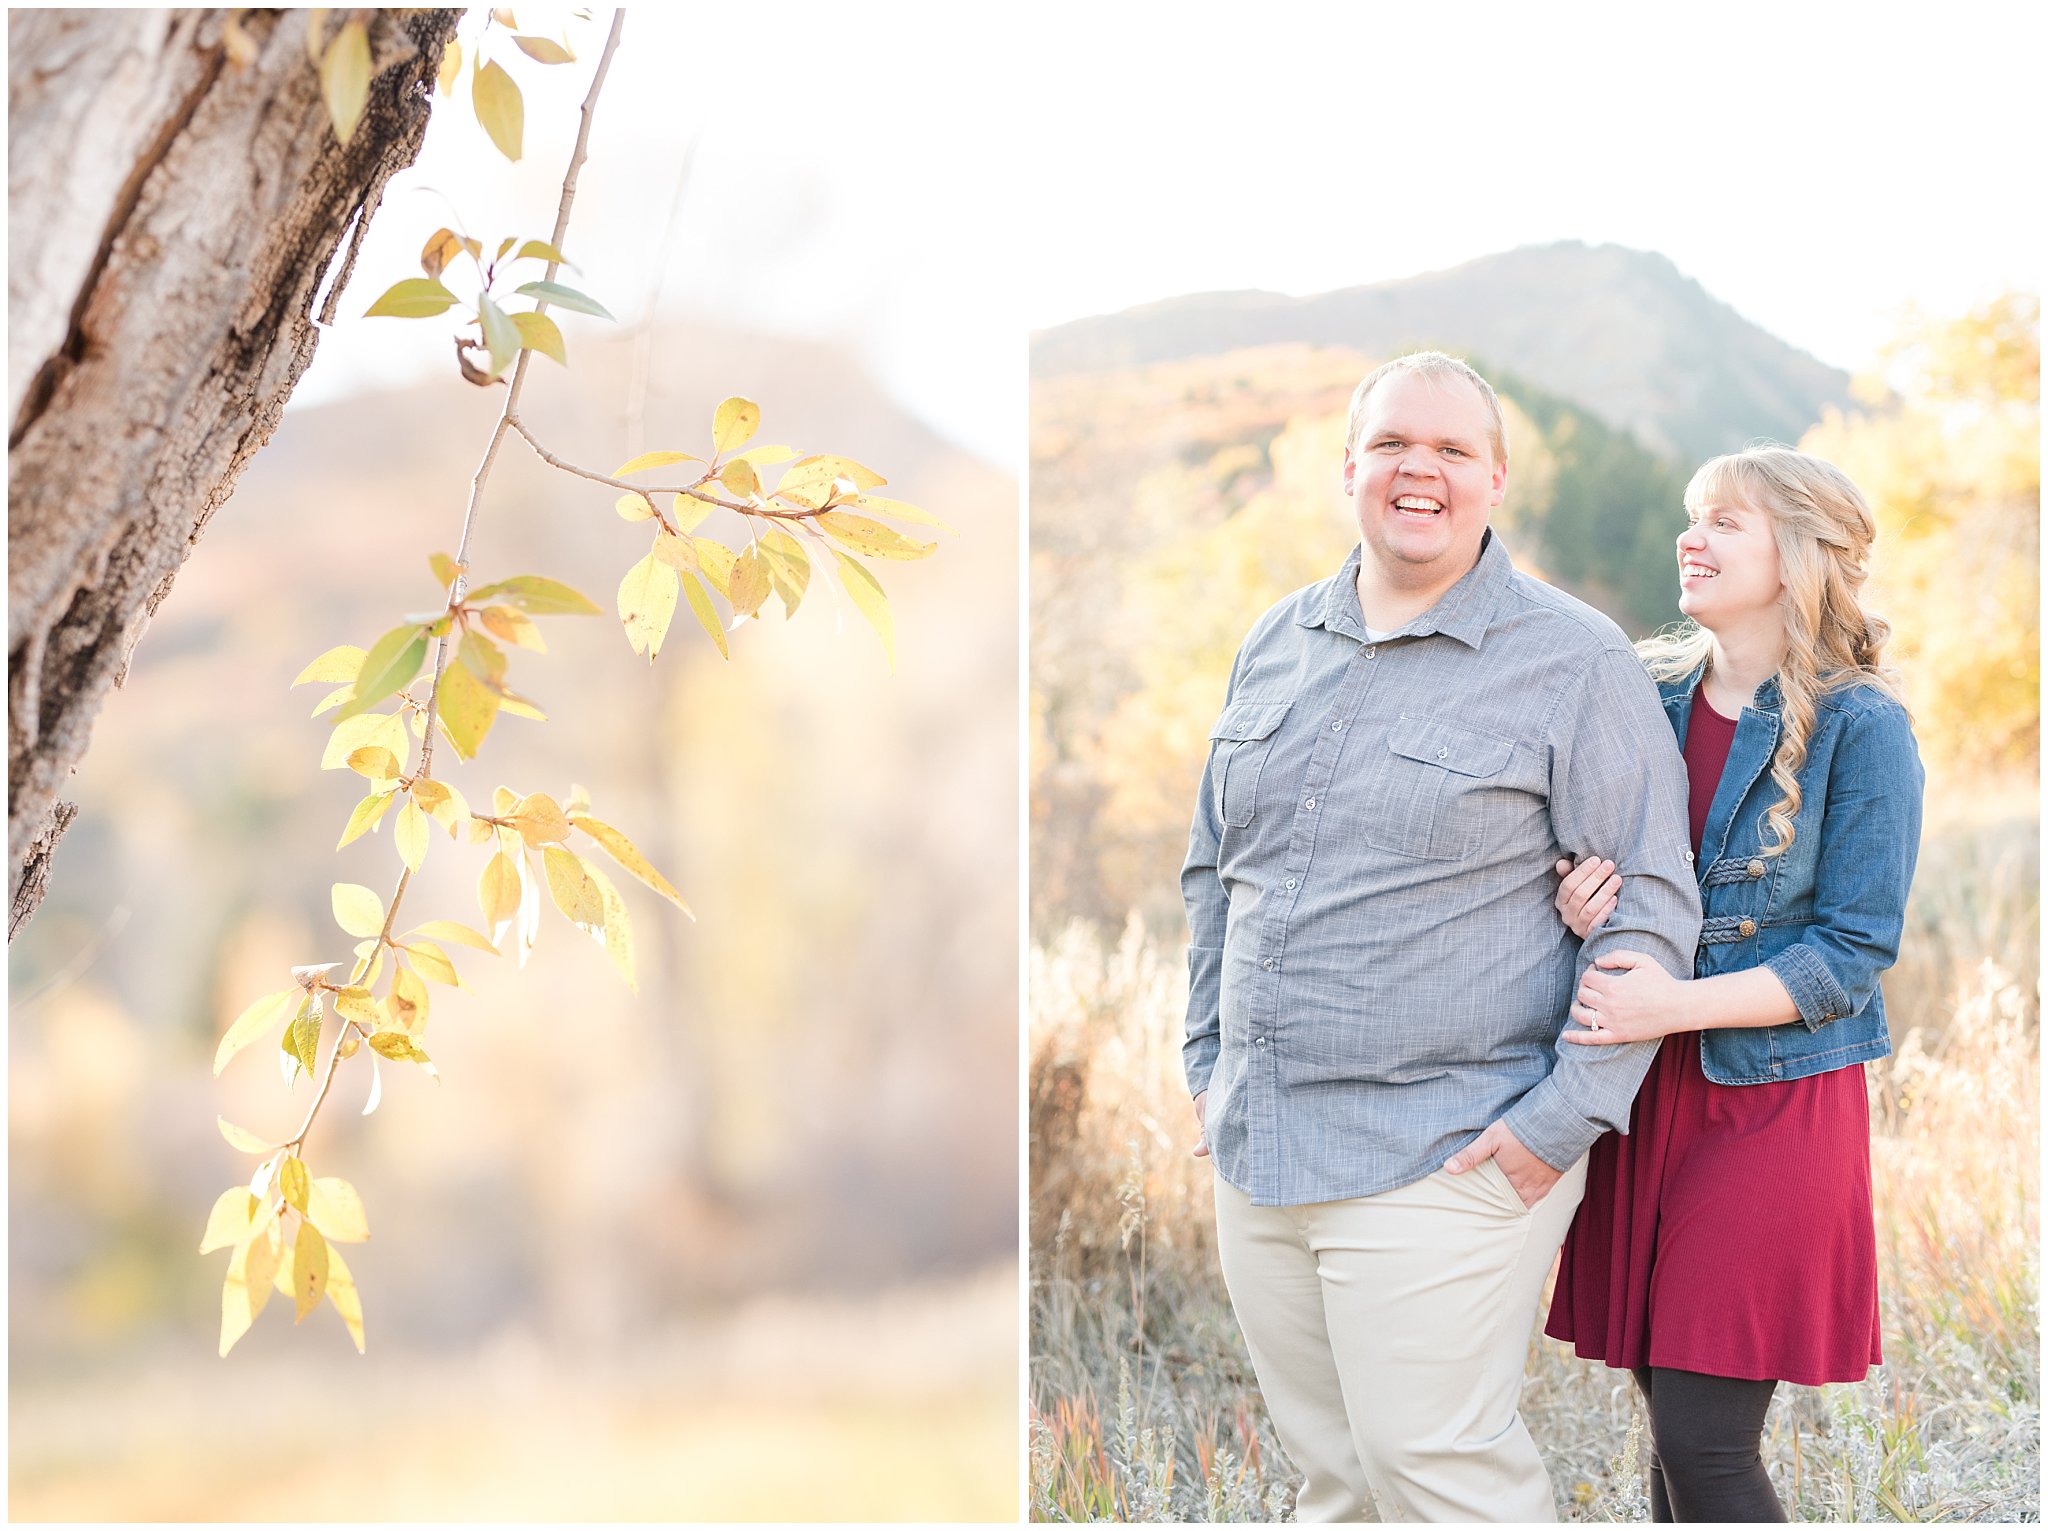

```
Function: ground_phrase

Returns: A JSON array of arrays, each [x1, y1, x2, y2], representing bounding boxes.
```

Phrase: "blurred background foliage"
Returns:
[[9, 316, 1019, 1519], [1028, 264, 2038, 1520]]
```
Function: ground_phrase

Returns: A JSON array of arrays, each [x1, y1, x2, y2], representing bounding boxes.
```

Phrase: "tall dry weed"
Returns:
[[1030, 882, 2038, 1522]]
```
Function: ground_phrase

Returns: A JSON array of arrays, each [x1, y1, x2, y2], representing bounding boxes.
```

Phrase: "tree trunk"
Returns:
[[8, 8, 460, 939]]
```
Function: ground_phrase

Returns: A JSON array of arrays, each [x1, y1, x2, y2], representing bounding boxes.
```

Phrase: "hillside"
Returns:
[[1032, 242, 1852, 464]]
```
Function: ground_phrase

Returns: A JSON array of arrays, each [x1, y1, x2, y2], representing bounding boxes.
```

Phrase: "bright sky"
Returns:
[[300, 4, 2044, 468]]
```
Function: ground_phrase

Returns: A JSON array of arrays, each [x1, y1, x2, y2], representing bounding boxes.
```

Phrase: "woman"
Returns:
[[1541, 444, 1924, 1522]]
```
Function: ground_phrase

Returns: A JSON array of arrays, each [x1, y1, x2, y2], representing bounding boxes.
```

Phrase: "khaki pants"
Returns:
[[1213, 1155, 1588, 1523]]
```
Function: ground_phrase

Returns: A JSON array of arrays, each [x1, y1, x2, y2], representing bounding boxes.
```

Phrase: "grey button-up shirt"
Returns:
[[1182, 532, 1701, 1206]]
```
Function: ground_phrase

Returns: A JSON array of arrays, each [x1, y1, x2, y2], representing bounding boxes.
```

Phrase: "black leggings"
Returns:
[[1630, 1366, 1787, 1522]]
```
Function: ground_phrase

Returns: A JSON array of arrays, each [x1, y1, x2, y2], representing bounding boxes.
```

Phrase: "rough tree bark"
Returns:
[[8, 8, 461, 940]]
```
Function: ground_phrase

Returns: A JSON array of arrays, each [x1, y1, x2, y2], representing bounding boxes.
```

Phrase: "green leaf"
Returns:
[[712, 397, 760, 453], [437, 658, 501, 761], [510, 33, 574, 64], [832, 549, 894, 670], [340, 624, 428, 719], [332, 882, 386, 939], [511, 309, 566, 365], [364, 278, 460, 319], [512, 280, 614, 321], [477, 290, 520, 378], [464, 575, 602, 614], [816, 511, 936, 561], [319, 19, 371, 144], [459, 630, 507, 683], [571, 814, 691, 914], [612, 450, 701, 476], [294, 645, 366, 686], [617, 552, 680, 660], [678, 570, 729, 659], [214, 988, 301, 1076], [471, 57, 524, 160], [429, 551, 463, 589]]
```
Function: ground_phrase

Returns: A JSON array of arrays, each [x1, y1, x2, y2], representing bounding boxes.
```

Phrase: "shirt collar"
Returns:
[[1668, 658, 1784, 711], [1300, 529, 1511, 650]]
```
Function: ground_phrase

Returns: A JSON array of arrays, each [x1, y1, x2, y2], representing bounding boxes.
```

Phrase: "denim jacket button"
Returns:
[[1747, 858, 1766, 878], [1738, 918, 1756, 937]]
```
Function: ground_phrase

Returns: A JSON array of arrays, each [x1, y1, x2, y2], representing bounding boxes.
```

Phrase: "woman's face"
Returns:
[[1676, 497, 1784, 631]]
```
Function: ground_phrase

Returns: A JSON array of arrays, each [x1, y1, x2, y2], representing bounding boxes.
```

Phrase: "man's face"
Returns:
[[1342, 372, 1506, 587]]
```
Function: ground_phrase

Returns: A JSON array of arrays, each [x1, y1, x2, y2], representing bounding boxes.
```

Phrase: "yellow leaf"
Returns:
[[728, 545, 771, 617], [691, 538, 735, 598], [652, 531, 698, 572], [405, 919, 498, 955], [582, 858, 636, 990], [294, 645, 366, 686], [369, 1030, 433, 1069], [615, 491, 656, 523], [760, 530, 812, 616], [319, 19, 371, 145], [495, 687, 548, 722], [541, 845, 604, 930], [680, 570, 729, 660], [404, 938, 461, 987], [430, 550, 464, 588], [278, 1156, 311, 1212], [832, 550, 894, 670], [617, 551, 680, 660], [494, 787, 519, 814], [816, 511, 936, 561], [472, 57, 523, 161], [337, 1031, 361, 1061], [511, 33, 574, 64], [510, 791, 573, 846], [394, 798, 429, 871], [464, 574, 600, 615], [732, 444, 798, 469], [720, 459, 760, 499], [436, 33, 461, 96], [570, 814, 692, 914], [413, 778, 471, 837], [221, 1227, 279, 1357], [307, 1177, 370, 1243], [390, 967, 430, 1035], [214, 989, 301, 1076], [850, 493, 957, 534], [438, 657, 501, 761], [345, 746, 402, 785], [292, 1221, 329, 1322], [326, 1244, 367, 1352], [712, 396, 761, 453], [332, 986, 380, 1029], [199, 1187, 258, 1253], [673, 493, 712, 534], [479, 850, 522, 932], [322, 711, 408, 771], [510, 308, 567, 365], [776, 453, 886, 509], [311, 683, 354, 718], [479, 605, 546, 652], [613, 449, 702, 476], [331, 882, 386, 940]]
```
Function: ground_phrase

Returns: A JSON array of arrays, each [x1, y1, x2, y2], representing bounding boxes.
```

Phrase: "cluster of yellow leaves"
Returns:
[[612, 396, 955, 669], [202, 1148, 370, 1356], [434, 7, 587, 163]]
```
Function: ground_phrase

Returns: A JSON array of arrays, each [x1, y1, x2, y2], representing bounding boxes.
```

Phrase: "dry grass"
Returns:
[[1029, 824, 2039, 1523]]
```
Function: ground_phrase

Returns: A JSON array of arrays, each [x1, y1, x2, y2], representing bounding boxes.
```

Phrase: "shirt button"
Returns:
[[1261, 958, 1274, 970], [1285, 878, 1298, 890], [1367, 648, 1377, 660], [1437, 747, 1448, 759], [1303, 796, 1316, 809], [1747, 858, 1766, 877], [1332, 721, 1344, 732], [1255, 1036, 1267, 1046], [1738, 918, 1756, 937], [1684, 851, 1695, 863]]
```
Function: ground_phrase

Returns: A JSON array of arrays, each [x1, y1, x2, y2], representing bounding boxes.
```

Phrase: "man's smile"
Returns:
[[1393, 495, 1446, 516]]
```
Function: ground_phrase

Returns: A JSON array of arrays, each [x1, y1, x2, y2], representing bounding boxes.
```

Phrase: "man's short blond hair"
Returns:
[[1345, 351, 1508, 464]]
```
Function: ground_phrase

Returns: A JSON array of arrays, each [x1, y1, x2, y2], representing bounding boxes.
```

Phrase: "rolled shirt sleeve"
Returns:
[[1502, 647, 1702, 1170], [1761, 697, 1924, 1031]]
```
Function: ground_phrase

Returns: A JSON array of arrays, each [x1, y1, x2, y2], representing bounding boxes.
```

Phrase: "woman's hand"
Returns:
[[1563, 950, 1693, 1044], [1554, 856, 1622, 938]]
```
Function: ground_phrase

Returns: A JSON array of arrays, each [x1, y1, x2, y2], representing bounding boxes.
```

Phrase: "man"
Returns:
[[1182, 351, 1701, 1522]]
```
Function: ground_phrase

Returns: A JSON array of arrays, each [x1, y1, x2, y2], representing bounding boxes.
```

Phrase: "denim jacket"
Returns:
[[1664, 662, 1924, 1085]]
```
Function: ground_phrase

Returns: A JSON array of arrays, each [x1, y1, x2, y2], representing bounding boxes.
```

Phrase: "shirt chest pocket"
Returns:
[[1362, 715, 1515, 861], [1208, 699, 1293, 828]]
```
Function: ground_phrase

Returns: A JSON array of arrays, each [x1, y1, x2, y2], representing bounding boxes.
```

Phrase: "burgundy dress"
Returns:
[[1544, 693, 1883, 1385]]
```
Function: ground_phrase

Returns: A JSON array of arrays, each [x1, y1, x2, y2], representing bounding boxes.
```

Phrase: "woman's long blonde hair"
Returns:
[[1638, 444, 1904, 857]]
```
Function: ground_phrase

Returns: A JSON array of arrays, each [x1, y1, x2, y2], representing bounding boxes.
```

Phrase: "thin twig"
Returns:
[[290, 9, 628, 1165], [503, 413, 837, 524]]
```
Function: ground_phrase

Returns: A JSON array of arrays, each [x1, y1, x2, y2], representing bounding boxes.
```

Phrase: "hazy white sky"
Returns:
[[301, 4, 2043, 469]]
